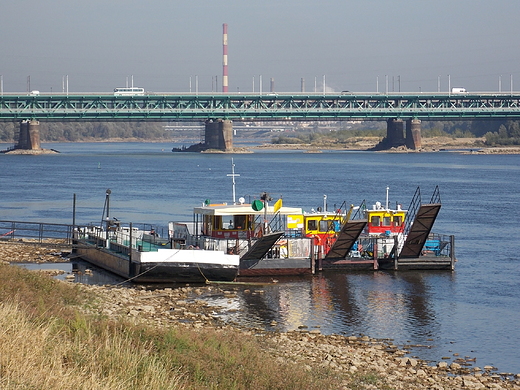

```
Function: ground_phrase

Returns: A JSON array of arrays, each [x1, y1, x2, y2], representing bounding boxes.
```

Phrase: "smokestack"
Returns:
[[222, 23, 228, 93]]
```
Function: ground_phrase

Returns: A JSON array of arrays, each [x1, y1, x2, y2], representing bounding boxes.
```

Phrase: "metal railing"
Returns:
[[0, 220, 78, 245]]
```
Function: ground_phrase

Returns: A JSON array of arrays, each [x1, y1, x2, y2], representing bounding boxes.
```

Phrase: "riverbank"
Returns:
[[2, 242, 519, 389], [2, 137, 519, 154], [253, 137, 520, 154]]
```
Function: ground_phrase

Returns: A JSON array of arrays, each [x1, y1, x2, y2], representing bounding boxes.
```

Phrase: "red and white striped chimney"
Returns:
[[222, 23, 228, 93]]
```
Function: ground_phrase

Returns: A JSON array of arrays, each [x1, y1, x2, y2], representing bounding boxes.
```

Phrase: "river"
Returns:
[[0, 142, 518, 373]]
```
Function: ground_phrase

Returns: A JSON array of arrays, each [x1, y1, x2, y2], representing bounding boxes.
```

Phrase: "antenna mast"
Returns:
[[227, 158, 240, 204]]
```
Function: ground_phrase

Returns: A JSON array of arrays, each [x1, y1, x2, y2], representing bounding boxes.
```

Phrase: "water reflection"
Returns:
[[200, 270, 460, 364], [17, 260, 457, 350]]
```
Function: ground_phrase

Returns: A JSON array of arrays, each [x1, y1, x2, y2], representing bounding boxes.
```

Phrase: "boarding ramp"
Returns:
[[324, 219, 367, 260], [399, 203, 442, 258], [240, 232, 284, 261]]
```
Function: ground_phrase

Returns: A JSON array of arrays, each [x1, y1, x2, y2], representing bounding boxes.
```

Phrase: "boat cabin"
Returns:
[[364, 201, 406, 236], [192, 202, 304, 240]]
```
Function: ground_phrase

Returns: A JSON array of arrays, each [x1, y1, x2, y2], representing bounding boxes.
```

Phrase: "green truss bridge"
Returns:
[[1, 92, 520, 121]]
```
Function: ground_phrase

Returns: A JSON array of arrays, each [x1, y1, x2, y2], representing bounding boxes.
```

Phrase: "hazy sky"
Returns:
[[1, 0, 519, 94]]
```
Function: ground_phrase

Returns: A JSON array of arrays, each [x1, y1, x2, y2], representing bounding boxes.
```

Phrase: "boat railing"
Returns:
[[420, 232, 452, 257], [195, 235, 313, 259], [350, 200, 367, 220], [352, 231, 453, 260], [396, 186, 442, 256], [404, 186, 422, 237]]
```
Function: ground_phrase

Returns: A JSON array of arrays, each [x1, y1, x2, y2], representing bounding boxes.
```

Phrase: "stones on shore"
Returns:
[[75, 283, 520, 390], [1, 241, 70, 264]]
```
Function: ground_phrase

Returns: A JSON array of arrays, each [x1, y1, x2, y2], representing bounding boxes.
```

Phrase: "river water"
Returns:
[[0, 142, 519, 373]]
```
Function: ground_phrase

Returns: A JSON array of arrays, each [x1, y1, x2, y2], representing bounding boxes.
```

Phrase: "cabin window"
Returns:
[[307, 219, 317, 231], [214, 216, 223, 230], [370, 216, 380, 226], [233, 215, 246, 230], [393, 216, 402, 226], [383, 217, 391, 226], [319, 220, 329, 232]]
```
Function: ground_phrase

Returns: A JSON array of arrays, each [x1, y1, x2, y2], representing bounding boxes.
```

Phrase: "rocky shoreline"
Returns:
[[3, 241, 520, 389], [79, 284, 520, 389]]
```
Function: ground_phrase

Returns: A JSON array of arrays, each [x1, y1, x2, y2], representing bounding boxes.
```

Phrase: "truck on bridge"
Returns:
[[451, 87, 467, 93]]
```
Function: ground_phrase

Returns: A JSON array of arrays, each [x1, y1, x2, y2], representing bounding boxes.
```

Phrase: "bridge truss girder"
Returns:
[[1, 93, 520, 121]]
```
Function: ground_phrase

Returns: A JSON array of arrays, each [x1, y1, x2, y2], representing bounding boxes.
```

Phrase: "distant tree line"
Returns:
[[482, 121, 520, 146], [1, 119, 519, 146], [0, 121, 171, 143]]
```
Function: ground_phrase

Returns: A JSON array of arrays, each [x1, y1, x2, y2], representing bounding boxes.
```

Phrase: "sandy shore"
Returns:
[[3, 241, 520, 389], [251, 137, 520, 154]]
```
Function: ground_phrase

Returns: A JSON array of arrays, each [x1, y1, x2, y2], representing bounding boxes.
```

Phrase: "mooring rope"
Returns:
[[114, 263, 160, 286]]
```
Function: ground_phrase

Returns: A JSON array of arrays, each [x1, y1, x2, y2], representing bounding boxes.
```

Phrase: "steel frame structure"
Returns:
[[1, 93, 520, 121]]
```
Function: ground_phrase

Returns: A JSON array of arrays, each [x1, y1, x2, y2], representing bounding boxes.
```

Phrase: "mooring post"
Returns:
[[393, 235, 399, 270], [450, 235, 455, 271], [129, 222, 133, 276]]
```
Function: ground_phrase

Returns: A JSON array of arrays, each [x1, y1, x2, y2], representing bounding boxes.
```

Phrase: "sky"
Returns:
[[1, 0, 519, 94]]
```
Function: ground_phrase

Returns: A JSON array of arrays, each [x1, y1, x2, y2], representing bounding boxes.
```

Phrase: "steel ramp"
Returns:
[[399, 204, 441, 258], [240, 232, 284, 261], [324, 219, 367, 260]]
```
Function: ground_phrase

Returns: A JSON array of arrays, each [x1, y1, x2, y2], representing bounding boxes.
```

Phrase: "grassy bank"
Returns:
[[0, 264, 342, 389]]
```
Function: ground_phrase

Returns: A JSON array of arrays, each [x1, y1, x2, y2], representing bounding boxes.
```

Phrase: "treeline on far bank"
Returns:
[[0, 119, 519, 146], [0, 121, 171, 143]]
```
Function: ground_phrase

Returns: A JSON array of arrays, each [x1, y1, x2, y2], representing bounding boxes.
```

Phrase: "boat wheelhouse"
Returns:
[[170, 198, 315, 277]]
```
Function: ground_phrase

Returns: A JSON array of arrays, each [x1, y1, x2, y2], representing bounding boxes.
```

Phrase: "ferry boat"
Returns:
[[74, 223, 239, 283], [73, 192, 239, 284], [170, 195, 315, 277], [316, 186, 456, 271]]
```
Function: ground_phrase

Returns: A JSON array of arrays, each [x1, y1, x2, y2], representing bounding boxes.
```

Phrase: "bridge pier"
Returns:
[[204, 119, 233, 151], [405, 119, 422, 150], [386, 118, 405, 147], [17, 120, 41, 150], [373, 118, 422, 150], [17, 120, 29, 149]]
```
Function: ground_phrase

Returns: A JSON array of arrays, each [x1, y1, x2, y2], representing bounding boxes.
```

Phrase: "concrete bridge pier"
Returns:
[[17, 120, 41, 150], [17, 120, 29, 149], [204, 119, 233, 151], [406, 119, 422, 150], [386, 118, 405, 147]]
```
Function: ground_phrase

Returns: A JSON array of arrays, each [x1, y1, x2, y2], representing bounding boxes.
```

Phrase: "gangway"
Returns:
[[324, 219, 367, 260], [239, 232, 284, 262], [399, 186, 441, 258]]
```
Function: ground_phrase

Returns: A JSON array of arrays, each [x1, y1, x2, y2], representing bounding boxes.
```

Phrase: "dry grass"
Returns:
[[0, 264, 343, 389]]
